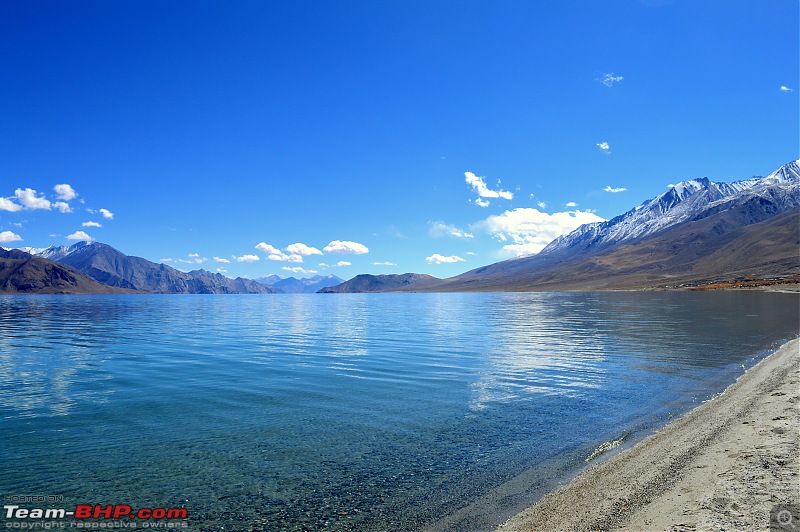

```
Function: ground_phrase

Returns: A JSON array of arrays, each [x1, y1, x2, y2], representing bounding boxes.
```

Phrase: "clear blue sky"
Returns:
[[1, 0, 797, 279]]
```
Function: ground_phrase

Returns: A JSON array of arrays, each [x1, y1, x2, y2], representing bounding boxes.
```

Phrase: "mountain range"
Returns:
[[3, 160, 797, 294], [257, 275, 344, 294], [319, 273, 441, 293], [0, 248, 133, 294], [9, 242, 279, 294], [324, 159, 800, 292]]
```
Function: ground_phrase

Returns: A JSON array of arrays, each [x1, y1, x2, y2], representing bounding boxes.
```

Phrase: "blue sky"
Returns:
[[1, 0, 797, 279]]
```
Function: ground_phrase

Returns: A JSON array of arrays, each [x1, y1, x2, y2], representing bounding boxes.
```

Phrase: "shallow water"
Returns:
[[0, 292, 797, 530]]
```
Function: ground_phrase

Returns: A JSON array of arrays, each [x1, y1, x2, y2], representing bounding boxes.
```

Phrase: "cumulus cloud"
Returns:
[[282, 266, 318, 275], [464, 172, 513, 201], [429, 221, 474, 239], [473, 207, 605, 257], [475, 198, 490, 207], [597, 142, 611, 154], [213, 256, 231, 263], [324, 240, 369, 254], [780, 86, 793, 92], [603, 186, 627, 193], [0, 230, 22, 243], [537, 201, 547, 209], [255, 241, 304, 262], [216, 268, 227, 274], [235, 254, 260, 263], [67, 230, 94, 241], [255, 242, 281, 255], [99, 208, 114, 220], [53, 201, 72, 213], [372, 261, 396, 266], [336, 261, 351, 267], [425, 254, 466, 264], [82, 221, 101, 228], [598, 73, 623, 87], [15, 188, 52, 210], [286, 242, 322, 256], [565, 202, 578, 207], [54, 184, 77, 201], [0, 198, 22, 212]]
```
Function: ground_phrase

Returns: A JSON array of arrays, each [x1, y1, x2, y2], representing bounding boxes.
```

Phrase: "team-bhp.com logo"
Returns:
[[4, 503, 188, 529]]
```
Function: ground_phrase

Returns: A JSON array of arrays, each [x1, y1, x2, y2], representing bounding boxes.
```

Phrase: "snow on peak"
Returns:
[[667, 178, 707, 198], [540, 159, 799, 256]]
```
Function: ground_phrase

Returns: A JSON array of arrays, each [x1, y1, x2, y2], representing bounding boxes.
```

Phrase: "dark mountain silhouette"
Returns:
[[0, 248, 132, 294], [23, 242, 279, 294], [319, 273, 441, 293]]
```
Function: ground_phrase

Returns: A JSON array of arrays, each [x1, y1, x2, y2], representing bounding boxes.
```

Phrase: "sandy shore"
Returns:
[[498, 338, 800, 532]]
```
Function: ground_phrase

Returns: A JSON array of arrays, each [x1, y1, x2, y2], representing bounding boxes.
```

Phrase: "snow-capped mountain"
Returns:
[[541, 159, 800, 256], [15, 241, 278, 294], [18, 241, 94, 261]]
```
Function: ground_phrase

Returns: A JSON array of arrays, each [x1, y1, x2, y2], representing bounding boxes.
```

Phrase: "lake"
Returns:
[[1, 292, 797, 530]]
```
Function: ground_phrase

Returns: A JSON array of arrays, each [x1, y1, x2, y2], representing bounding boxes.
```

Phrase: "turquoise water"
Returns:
[[0, 292, 797, 530]]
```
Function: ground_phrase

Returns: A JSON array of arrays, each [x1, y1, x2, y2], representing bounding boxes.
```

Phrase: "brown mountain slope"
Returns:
[[422, 207, 800, 292], [0, 249, 133, 294]]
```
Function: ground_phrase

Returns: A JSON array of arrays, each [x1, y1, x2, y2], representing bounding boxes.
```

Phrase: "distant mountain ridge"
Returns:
[[0, 248, 132, 294], [267, 275, 345, 294], [323, 159, 800, 292], [20, 242, 279, 294], [428, 159, 800, 291], [319, 273, 441, 293], [541, 160, 799, 256]]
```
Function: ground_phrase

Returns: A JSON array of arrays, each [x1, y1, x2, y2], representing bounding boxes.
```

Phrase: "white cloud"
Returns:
[[255, 242, 281, 254], [425, 254, 466, 264], [216, 267, 228, 274], [213, 256, 231, 263], [429, 221, 474, 239], [473, 207, 606, 257], [276, 253, 304, 262], [372, 261, 397, 266], [160, 258, 174, 263], [67, 230, 94, 242], [282, 266, 318, 275], [54, 184, 77, 201], [82, 221, 102, 228], [603, 186, 627, 193], [255, 242, 303, 262], [99, 208, 114, 220], [187, 253, 207, 264], [0, 230, 22, 243], [598, 73, 623, 87], [537, 201, 547, 209], [235, 254, 260, 263], [336, 261, 351, 267], [597, 142, 610, 154], [464, 172, 513, 201], [53, 201, 72, 213], [324, 240, 369, 254], [780, 86, 793, 92], [0, 198, 22, 212], [188, 253, 200, 257], [15, 188, 51, 210], [286, 242, 322, 256], [565, 202, 578, 207], [475, 198, 490, 207]]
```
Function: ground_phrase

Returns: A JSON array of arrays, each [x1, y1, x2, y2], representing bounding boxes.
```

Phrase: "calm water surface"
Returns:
[[0, 292, 797, 530]]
